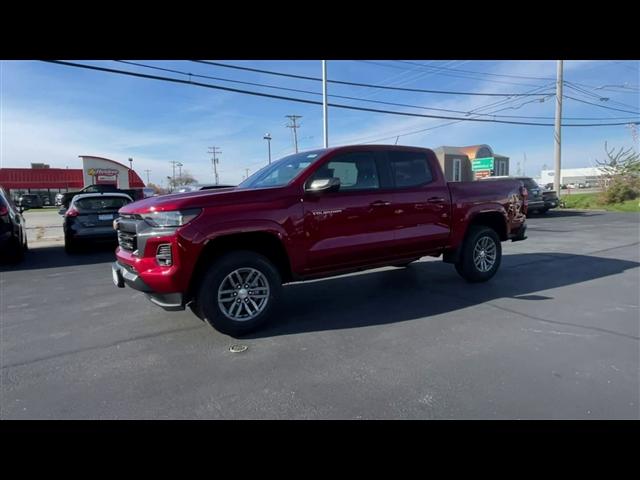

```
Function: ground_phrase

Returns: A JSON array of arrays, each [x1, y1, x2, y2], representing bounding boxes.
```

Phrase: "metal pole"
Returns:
[[322, 60, 328, 148], [264, 134, 272, 164], [553, 60, 563, 194]]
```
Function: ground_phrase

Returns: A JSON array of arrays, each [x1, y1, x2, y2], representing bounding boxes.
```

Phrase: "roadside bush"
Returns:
[[601, 175, 640, 204]]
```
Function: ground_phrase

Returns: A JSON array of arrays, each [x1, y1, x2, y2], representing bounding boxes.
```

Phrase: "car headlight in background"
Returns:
[[142, 209, 202, 228]]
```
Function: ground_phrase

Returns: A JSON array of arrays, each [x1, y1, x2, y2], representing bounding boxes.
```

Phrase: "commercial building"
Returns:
[[538, 167, 605, 187], [433, 144, 510, 182], [0, 155, 145, 203]]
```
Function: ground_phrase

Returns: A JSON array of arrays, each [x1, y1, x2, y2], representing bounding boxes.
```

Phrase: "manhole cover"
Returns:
[[229, 344, 248, 353]]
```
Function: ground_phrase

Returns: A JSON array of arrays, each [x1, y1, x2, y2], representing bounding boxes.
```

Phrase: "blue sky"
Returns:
[[1, 60, 638, 186]]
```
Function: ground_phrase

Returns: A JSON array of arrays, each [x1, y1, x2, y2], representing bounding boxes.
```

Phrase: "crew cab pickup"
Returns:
[[112, 145, 527, 336]]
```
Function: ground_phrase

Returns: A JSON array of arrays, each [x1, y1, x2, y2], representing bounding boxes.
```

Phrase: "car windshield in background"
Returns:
[[75, 197, 130, 211], [237, 150, 325, 189]]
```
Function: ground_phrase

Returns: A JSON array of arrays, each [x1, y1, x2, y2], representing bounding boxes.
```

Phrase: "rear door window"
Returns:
[[388, 151, 433, 188]]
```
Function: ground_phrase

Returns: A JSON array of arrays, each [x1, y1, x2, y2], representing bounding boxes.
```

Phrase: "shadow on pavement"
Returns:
[[0, 243, 116, 272], [244, 252, 639, 339], [528, 209, 606, 218]]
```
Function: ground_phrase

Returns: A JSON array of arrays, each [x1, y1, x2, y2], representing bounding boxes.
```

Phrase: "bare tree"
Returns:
[[169, 170, 198, 189], [595, 142, 640, 202]]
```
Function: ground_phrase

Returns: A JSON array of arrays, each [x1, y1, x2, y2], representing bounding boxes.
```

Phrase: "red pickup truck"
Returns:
[[112, 145, 527, 336]]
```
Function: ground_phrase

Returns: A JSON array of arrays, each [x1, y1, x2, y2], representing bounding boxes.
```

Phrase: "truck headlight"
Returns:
[[142, 209, 202, 228]]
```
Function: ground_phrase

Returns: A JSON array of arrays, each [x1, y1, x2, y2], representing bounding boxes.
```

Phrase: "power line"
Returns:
[[344, 84, 563, 144], [119, 59, 609, 120], [191, 60, 553, 97], [42, 61, 639, 128], [387, 60, 554, 86], [563, 82, 640, 111], [564, 94, 640, 115]]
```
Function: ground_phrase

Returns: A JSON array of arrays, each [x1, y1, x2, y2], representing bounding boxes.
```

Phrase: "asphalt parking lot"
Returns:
[[1, 210, 639, 419]]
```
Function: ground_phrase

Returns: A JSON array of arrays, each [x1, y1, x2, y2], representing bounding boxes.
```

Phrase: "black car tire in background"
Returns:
[[64, 234, 79, 254]]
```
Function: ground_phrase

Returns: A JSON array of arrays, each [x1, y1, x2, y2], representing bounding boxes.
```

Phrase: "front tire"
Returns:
[[196, 251, 282, 337], [454, 226, 502, 283]]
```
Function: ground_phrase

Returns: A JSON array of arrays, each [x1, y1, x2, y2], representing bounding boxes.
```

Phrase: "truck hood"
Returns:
[[119, 187, 277, 214]]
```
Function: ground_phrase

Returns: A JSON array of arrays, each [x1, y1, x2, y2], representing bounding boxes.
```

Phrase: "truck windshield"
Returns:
[[237, 150, 325, 189]]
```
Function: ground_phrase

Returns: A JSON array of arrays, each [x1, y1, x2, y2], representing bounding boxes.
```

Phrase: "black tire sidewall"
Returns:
[[64, 235, 78, 254], [197, 251, 282, 337], [457, 226, 502, 283]]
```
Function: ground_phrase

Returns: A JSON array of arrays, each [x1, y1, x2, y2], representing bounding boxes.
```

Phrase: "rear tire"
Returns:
[[454, 226, 502, 283], [196, 251, 282, 337], [4, 236, 25, 263], [64, 235, 79, 254]]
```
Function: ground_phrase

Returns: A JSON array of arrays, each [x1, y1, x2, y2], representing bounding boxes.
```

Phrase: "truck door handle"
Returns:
[[427, 197, 446, 204], [370, 200, 391, 207]]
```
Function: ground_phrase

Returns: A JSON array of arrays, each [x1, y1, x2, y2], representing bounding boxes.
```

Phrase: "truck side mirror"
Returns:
[[305, 177, 341, 194]]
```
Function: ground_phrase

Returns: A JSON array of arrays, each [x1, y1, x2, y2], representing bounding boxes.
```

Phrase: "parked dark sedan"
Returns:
[[0, 187, 28, 263], [61, 193, 132, 253], [18, 194, 43, 209]]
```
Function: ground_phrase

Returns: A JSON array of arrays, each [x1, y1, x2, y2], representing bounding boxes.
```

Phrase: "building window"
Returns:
[[452, 158, 462, 182], [496, 160, 507, 176]]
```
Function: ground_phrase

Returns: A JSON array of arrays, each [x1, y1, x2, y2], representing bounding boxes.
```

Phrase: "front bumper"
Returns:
[[112, 261, 185, 311], [510, 224, 527, 242]]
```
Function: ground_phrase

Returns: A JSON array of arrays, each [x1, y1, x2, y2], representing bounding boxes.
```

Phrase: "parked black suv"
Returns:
[[481, 176, 545, 216], [0, 187, 28, 263]]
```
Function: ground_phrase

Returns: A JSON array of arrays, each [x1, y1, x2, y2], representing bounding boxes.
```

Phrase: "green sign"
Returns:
[[471, 157, 494, 171]]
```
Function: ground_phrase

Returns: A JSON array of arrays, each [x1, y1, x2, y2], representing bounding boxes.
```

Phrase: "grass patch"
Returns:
[[561, 192, 640, 212]]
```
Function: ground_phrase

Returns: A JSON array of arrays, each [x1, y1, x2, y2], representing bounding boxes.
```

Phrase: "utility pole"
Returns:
[[553, 60, 563, 194], [208, 146, 222, 185], [169, 160, 179, 191], [285, 115, 302, 153], [322, 60, 328, 148], [523, 152, 527, 176], [177, 162, 183, 183], [244, 168, 250, 180], [144, 169, 151, 184], [263, 133, 272, 164]]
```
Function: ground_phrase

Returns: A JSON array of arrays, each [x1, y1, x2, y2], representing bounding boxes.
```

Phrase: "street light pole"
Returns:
[[553, 60, 563, 194], [263, 133, 272, 164], [176, 162, 183, 184]]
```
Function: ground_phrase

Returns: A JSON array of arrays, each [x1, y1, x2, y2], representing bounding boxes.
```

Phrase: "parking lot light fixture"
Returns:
[[263, 133, 272, 164]]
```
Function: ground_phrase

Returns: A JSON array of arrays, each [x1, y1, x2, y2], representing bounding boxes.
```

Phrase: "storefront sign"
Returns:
[[88, 168, 119, 185], [474, 170, 492, 178], [471, 157, 494, 171]]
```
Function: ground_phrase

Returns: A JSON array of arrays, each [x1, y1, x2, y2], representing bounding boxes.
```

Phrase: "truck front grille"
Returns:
[[117, 230, 137, 252]]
